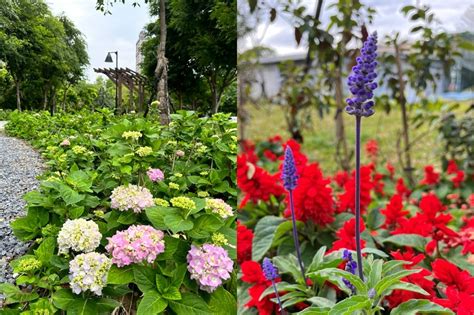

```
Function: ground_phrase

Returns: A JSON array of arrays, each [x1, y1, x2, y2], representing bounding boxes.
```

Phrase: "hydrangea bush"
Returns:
[[237, 35, 473, 315], [1, 110, 237, 314]]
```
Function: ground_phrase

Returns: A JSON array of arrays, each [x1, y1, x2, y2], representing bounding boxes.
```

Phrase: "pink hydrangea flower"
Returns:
[[187, 244, 233, 293], [147, 168, 164, 182], [106, 225, 165, 267], [60, 139, 70, 146]]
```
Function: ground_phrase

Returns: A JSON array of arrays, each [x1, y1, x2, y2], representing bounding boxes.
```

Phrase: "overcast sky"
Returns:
[[240, 0, 473, 55], [46, 0, 151, 82]]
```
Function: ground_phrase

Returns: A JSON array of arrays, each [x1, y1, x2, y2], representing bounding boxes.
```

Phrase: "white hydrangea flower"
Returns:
[[57, 219, 102, 254], [110, 184, 155, 213], [205, 198, 233, 219], [69, 252, 111, 296]]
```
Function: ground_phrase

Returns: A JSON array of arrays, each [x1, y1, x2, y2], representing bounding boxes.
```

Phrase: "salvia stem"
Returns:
[[355, 116, 364, 280], [272, 281, 284, 314], [288, 190, 306, 282]]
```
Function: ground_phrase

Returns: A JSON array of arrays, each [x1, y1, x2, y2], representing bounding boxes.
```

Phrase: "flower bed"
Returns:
[[237, 135, 473, 314], [1, 109, 237, 314]]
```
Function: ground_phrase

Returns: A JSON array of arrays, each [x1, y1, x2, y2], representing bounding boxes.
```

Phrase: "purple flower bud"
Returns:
[[342, 249, 358, 294], [281, 146, 298, 191], [262, 257, 279, 281], [346, 32, 378, 117], [368, 288, 376, 298]]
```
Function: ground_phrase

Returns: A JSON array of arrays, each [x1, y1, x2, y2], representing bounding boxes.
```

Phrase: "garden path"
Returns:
[[0, 125, 44, 285]]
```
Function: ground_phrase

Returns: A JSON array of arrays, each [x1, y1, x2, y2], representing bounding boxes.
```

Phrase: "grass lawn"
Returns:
[[242, 103, 444, 178]]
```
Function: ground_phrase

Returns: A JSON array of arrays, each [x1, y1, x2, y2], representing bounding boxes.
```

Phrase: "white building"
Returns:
[[135, 30, 146, 72]]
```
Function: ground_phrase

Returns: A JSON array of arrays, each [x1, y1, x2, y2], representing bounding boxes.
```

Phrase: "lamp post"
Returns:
[[105, 51, 118, 114]]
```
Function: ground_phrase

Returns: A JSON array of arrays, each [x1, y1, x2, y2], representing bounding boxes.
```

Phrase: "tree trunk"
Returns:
[[15, 80, 21, 111], [394, 42, 415, 185], [61, 84, 71, 112], [43, 87, 49, 111], [335, 70, 350, 171], [155, 0, 170, 125], [50, 87, 57, 116]]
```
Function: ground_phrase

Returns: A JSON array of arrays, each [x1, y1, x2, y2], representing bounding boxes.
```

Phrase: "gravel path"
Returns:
[[0, 124, 44, 284]]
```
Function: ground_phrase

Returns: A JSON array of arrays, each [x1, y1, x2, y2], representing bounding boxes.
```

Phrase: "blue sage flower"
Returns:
[[342, 249, 357, 294], [368, 288, 376, 299], [281, 146, 298, 191], [262, 258, 284, 313], [346, 32, 378, 117], [262, 257, 279, 281]]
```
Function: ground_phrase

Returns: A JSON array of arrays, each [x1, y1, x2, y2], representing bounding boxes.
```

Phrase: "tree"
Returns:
[[0, 0, 88, 112]]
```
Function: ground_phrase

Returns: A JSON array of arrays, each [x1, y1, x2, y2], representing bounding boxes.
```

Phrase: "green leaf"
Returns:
[[209, 287, 237, 315], [163, 286, 182, 301], [391, 299, 454, 315], [328, 295, 371, 315], [273, 255, 305, 284], [308, 246, 327, 272], [367, 259, 383, 289], [107, 265, 134, 285], [52, 288, 75, 310], [385, 282, 429, 296], [67, 298, 97, 315], [169, 293, 211, 314], [361, 247, 388, 258], [164, 213, 194, 233], [309, 268, 367, 295], [307, 297, 335, 308], [375, 269, 422, 297], [58, 183, 84, 205], [146, 206, 177, 230], [259, 281, 306, 300], [66, 170, 93, 192], [252, 216, 285, 261], [297, 307, 330, 315], [188, 214, 223, 239], [133, 265, 156, 293], [137, 291, 168, 315], [117, 211, 137, 225], [34, 237, 56, 265], [383, 234, 427, 252]]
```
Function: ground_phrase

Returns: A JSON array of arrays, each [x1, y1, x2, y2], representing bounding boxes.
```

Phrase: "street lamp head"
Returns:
[[105, 52, 113, 63]]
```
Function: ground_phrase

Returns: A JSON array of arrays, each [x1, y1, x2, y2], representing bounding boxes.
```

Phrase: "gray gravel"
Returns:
[[0, 127, 44, 285]]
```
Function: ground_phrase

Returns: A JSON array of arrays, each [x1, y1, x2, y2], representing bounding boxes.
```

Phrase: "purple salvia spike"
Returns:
[[262, 258, 285, 314], [345, 32, 379, 282], [282, 146, 298, 191], [346, 32, 378, 117]]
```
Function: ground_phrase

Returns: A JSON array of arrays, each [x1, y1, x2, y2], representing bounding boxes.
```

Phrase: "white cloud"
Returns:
[[46, 0, 151, 82], [240, 0, 472, 56]]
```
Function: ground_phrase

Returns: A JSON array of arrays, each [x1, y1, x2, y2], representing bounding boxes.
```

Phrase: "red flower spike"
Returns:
[[337, 164, 374, 214], [331, 217, 366, 251]]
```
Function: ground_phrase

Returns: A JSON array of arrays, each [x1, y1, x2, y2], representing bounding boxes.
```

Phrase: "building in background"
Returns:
[[136, 30, 146, 72]]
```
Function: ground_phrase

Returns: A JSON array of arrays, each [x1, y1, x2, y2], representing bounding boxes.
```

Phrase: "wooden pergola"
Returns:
[[93, 67, 147, 113]]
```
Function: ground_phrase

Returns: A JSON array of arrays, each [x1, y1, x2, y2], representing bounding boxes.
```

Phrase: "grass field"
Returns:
[[242, 103, 444, 178]]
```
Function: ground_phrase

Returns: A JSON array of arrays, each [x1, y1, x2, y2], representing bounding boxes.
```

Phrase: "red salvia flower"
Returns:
[[386, 162, 395, 179], [237, 221, 253, 264], [283, 163, 335, 226], [380, 194, 409, 230], [337, 165, 374, 214], [385, 248, 436, 308], [334, 171, 350, 188], [331, 218, 366, 251], [431, 259, 474, 294], [365, 139, 378, 160], [419, 193, 446, 220], [237, 154, 285, 208], [263, 149, 278, 161], [373, 172, 385, 196], [419, 165, 440, 186], [395, 178, 411, 198], [432, 286, 474, 315], [451, 170, 465, 188], [446, 159, 459, 175]]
